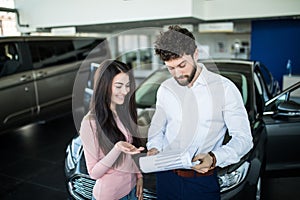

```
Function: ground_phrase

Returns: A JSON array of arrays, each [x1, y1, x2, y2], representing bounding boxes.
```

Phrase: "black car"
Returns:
[[64, 59, 300, 200]]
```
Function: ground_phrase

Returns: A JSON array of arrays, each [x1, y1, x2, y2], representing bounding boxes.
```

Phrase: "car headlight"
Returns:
[[218, 161, 250, 192], [65, 136, 82, 171]]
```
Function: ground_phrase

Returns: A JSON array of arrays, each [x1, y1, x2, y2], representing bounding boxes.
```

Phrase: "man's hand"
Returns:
[[115, 141, 145, 155], [191, 153, 214, 173], [147, 148, 159, 156]]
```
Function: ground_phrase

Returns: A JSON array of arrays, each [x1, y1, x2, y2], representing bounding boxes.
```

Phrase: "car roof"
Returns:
[[201, 59, 255, 68], [0, 36, 105, 42]]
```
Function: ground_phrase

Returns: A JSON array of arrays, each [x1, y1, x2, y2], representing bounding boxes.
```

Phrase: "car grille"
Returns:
[[69, 176, 95, 200], [69, 175, 157, 200]]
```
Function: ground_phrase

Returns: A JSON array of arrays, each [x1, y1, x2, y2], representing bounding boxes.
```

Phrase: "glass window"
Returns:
[[265, 84, 300, 113], [290, 87, 300, 104], [258, 63, 280, 96], [136, 68, 251, 111], [136, 69, 170, 108], [73, 38, 107, 59], [254, 69, 270, 103], [118, 35, 153, 70], [0, 43, 21, 77], [221, 72, 248, 106], [28, 40, 76, 68], [259, 64, 272, 91]]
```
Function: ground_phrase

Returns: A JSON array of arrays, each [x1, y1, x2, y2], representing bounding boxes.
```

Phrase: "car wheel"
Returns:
[[255, 176, 261, 200]]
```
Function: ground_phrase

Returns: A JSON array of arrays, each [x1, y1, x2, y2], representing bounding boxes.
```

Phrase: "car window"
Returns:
[[72, 38, 107, 59], [253, 73, 265, 114], [136, 69, 249, 110], [136, 69, 171, 108], [259, 63, 273, 93], [254, 69, 270, 103], [221, 72, 248, 106], [257, 63, 281, 97], [254, 73, 263, 96], [0, 43, 22, 77], [28, 40, 76, 68], [86, 63, 100, 90], [265, 86, 300, 112], [290, 87, 300, 104], [204, 62, 252, 112]]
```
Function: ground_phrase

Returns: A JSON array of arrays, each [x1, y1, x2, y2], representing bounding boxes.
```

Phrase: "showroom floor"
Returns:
[[0, 114, 76, 200], [0, 114, 300, 200]]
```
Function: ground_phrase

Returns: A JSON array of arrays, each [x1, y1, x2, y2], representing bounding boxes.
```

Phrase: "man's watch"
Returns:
[[208, 151, 216, 169]]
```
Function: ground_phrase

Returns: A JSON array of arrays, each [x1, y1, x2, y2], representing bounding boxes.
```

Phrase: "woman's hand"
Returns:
[[136, 177, 143, 200], [115, 141, 145, 155]]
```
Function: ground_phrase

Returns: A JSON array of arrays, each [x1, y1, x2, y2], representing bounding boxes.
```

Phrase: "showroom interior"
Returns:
[[0, 0, 300, 199]]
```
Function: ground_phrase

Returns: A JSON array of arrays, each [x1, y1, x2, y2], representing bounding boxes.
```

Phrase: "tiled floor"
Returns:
[[0, 114, 300, 200], [0, 114, 76, 200], [263, 169, 300, 199]]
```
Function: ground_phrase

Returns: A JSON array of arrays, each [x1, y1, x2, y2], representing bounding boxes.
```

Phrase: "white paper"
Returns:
[[139, 150, 199, 173]]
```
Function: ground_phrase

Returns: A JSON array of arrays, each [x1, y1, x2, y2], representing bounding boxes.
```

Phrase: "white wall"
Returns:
[[15, 0, 193, 32], [201, 0, 300, 20], [15, 0, 300, 33]]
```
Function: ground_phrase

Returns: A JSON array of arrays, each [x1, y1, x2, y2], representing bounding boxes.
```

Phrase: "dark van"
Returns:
[[0, 36, 111, 132]]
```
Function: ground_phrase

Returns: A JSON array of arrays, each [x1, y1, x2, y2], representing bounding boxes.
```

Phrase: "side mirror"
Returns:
[[276, 101, 300, 117]]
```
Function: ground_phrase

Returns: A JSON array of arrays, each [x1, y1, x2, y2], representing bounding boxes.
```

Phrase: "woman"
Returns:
[[80, 59, 144, 200]]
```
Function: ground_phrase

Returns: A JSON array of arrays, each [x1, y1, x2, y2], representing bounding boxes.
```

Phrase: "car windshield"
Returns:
[[220, 71, 248, 106], [136, 69, 171, 108], [136, 63, 251, 113]]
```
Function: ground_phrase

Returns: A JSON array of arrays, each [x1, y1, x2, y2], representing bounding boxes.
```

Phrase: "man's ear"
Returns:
[[193, 48, 199, 61]]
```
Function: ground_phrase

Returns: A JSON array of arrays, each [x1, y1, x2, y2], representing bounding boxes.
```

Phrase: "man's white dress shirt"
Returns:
[[146, 64, 253, 168]]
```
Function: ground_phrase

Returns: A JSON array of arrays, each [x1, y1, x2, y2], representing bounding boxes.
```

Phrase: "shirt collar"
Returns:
[[192, 63, 208, 87]]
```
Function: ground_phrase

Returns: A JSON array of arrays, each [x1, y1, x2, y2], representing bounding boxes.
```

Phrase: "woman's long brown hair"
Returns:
[[89, 59, 142, 167]]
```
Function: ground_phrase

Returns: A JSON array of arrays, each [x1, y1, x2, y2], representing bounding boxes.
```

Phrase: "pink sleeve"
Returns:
[[79, 116, 122, 180]]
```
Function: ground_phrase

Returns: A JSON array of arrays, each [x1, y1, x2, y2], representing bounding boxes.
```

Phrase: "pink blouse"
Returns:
[[79, 113, 142, 200]]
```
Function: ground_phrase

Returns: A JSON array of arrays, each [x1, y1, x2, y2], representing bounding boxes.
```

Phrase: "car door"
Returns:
[[263, 81, 300, 171], [257, 62, 281, 97], [0, 41, 36, 130], [27, 39, 80, 119]]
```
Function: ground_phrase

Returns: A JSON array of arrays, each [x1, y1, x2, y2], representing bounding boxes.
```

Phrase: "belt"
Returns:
[[173, 169, 214, 178]]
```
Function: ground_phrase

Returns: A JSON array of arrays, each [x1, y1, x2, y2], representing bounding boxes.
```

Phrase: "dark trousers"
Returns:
[[156, 170, 221, 200]]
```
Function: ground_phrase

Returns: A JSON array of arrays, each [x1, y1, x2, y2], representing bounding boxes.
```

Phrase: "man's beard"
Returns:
[[174, 62, 197, 86]]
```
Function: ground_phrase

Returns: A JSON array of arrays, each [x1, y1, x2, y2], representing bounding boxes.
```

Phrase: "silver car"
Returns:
[[0, 36, 111, 132]]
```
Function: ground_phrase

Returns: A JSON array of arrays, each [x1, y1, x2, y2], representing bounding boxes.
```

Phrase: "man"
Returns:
[[146, 25, 253, 199]]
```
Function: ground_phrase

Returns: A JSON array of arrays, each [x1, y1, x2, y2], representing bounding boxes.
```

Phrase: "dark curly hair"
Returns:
[[154, 25, 197, 61]]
